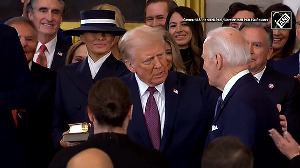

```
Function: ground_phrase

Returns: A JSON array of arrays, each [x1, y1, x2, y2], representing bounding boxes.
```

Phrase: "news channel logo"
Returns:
[[271, 11, 292, 29]]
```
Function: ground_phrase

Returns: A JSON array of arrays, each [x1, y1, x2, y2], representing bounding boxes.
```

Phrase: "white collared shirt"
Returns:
[[253, 66, 266, 83], [135, 73, 165, 137], [28, 61, 33, 71], [87, 52, 111, 79], [222, 70, 250, 100], [33, 36, 57, 68]]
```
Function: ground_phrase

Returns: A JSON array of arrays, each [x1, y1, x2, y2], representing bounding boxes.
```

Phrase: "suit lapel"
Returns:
[[160, 72, 180, 152], [51, 37, 71, 71], [93, 54, 118, 81], [259, 66, 277, 94], [213, 73, 254, 123], [127, 73, 153, 148], [66, 59, 93, 96]]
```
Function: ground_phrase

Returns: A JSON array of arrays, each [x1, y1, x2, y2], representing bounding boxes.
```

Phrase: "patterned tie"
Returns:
[[145, 87, 161, 150], [254, 76, 259, 83], [214, 95, 223, 117], [36, 44, 47, 67]]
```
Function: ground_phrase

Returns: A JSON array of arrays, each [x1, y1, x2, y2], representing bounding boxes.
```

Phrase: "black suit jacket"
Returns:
[[121, 72, 218, 168], [290, 155, 300, 168], [52, 54, 129, 149], [259, 66, 300, 142], [18, 62, 57, 168], [49, 133, 169, 168], [0, 24, 33, 167], [50, 36, 72, 72], [206, 73, 287, 168]]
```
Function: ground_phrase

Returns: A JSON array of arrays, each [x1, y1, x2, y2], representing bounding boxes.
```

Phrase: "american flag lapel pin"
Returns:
[[173, 89, 178, 94], [57, 51, 63, 56]]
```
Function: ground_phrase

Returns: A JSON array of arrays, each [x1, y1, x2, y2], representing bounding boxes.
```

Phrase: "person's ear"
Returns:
[[87, 107, 94, 122], [124, 60, 136, 73], [127, 105, 133, 120], [215, 53, 223, 70]]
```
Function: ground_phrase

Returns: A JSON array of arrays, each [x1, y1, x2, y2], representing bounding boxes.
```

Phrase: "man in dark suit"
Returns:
[[5, 16, 57, 167], [0, 24, 33, 167], [239, 22, 300, 143], [27, 0, 72, 72], [49, 78, 168, 168], [203, 27, 286, 168], [118, 25, 218, 168], [52, 10, 129, 150]]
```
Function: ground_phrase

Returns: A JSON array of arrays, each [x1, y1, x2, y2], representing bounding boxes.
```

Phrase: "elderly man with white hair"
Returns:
[[203, 27, 287, 168], [119, 25, 219, 168]]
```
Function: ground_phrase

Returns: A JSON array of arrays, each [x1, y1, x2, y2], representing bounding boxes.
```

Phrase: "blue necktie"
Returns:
[[214, 96, 223, 117]]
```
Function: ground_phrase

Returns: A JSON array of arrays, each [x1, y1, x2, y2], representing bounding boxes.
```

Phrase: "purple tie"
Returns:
[[145, 87, 161, 150]]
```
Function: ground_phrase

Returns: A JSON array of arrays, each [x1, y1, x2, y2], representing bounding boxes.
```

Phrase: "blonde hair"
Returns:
[[155, 27, 186, 73], [93, 4, 125, 29], [65, 40, 85, 65]]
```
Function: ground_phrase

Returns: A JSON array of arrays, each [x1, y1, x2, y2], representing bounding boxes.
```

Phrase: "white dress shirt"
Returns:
[[135, 73, 166, 137], [87, 52, 111, 79], [33, 36, 57, 68], [253, 66, 266, 83], [222, 70, 250, 100]]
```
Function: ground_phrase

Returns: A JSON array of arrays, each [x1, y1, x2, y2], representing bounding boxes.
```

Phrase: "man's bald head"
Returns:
[[67, 148, 113, 168]]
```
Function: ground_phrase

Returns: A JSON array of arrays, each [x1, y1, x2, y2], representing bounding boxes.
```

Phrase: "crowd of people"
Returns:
[[1, 0, 300, 168]]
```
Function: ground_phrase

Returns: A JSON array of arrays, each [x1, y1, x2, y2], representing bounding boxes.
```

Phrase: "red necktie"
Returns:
[[145, 87, 161, 150], [12, 110, 18, 126], [37, 44, 47, 67]]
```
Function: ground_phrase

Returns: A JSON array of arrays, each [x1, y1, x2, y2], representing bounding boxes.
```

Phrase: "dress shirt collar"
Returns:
[[87, 51, 111, 79], [28, 61, 33, 71], [37, 36, 57, 54], [222, 69, 249, 100], [135, 73, 164, 97], [253, 66, 266, 83]]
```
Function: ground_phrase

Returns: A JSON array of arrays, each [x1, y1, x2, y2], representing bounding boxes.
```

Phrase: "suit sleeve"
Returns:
[[283, 80, 300, 143], [0, 25, 33, 111], [52, 69, 69, 150]]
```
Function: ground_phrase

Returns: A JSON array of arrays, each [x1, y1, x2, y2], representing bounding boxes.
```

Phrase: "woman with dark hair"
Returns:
[[49, 78, 169, 168], [264, 3, 296, 60], [166, 6, 204, 76], [222, 2, 264, 29]]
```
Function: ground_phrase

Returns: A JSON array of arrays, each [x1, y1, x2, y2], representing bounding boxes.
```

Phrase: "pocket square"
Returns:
[[212, 125, 218, 131]]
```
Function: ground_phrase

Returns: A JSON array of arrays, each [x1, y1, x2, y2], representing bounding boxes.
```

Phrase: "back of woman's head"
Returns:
[[88, 78, 132, 127]]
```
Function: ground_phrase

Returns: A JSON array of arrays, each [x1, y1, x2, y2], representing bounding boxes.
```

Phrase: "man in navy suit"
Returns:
[[268, 7, 300, 79], [0, 24, 33, 167], [52, 10, 129, 150], [27, 0, 72, 72], [119, 25, 218, 168], [6, 16, 57, 167], [203, 27, 286, 168], [239, 22, 300, 143]]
